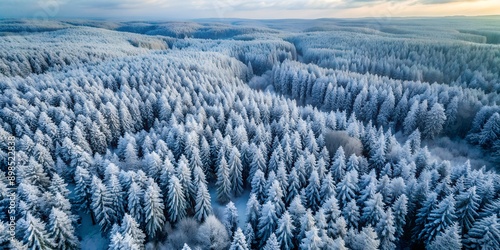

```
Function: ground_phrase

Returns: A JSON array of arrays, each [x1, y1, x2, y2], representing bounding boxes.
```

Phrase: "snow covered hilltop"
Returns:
[[0, 17, 499, 249]]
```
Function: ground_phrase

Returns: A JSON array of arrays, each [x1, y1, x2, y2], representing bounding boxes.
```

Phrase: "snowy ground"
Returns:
[[208, 185, 251, 230], [423, 136, 497, 171], [68, 184, 108, 250], [394, 132, 497, 171], [77, 211, 108, 250]]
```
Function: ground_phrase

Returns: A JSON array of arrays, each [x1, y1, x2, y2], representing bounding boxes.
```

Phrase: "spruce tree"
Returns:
[[49, 208, 79, 250], [166, 175, 185, 223], [224, 201, 239, 236], [275, 211, 295, 250], [305, 169, 322, 212], [428, 224, 461, 250], [376, 208, 396, 250], [127, 181, 144, 226], [257, 201, 278, 247], [91, 176, 114, 234], [73, 166, 92, 216], [263, 233, 281, 250], [392, 194, 408, 240], [465, 215, 500, 250], [194, 182, 212, 223], [230, 228, 249, 250], [229, 146, 244, 197], [246, 193, 261, 231], [21, 212, 55, 249], [216, 157, 232, 204], [120, 214, 146, 249], [144, 180, 166, 238], [421, 195, 456, 244], [455, 186, 480, 235]]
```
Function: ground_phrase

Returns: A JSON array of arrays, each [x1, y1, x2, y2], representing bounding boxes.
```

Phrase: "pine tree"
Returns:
[[257, 201, 278, 247], [300, 226, 323, 250], [194, 182, 212, 223], [176, 156, 195, 209], [267, 180, 285, 217], [159, 157, 175, 191], [251, 169, 267, 203], [456, 186, 480, 235], [73, 166, 92, 216], [406, 129, 421, 155], [403, 100, 419, 135], [244, 223, 256, 250], [144, 152, 162, 181], [294, 155, 307, 187], [376, 208, 396, 250], [305, 169, 322, 212], [377, 91, 395, 127], [263, 233, 281, 250], [285, 168, 300, 205], [427, 224, 461, 250], [91, 176, 114, 234], [120, 214, 146, 249], [217, 157, 232, 204], [465, 215, 500, 250], [321, 196, 342, 238], [230, 228, 249, 250], [49, 208, 78, 250], [224, 201, 239, 236], [320, 173, 336, 204], [358, 174, 377, 213], [423, 103, 446, 139], [377, 175, 392, 205], [421, 195, 456, 244], [392, 194, 408, 240], [127, 181, 144, 226], [229, 147, 244, 197], [275, 211, 295, 250], [413, 192, 438, 242], [166, 175, 185, 223], [298, 209, 316, 245], [478, 112, 500, 147], [276, 163, 288, 197], [107, 174, 125, 224], [362, 192, 385, 227], [144, 180, 166, 238], [347, 226, 380, 250], [336, 170, 358, 209], [250, 148, 267, 180], [369, 136, 386, 172], [200, 136, 213, 177], [288, 195, 306, 240], [343, 199, 360, 230], [49, 173, 70, 197], [246, 193, 261, 231], [21, 212, 55, 249], [0, 221, 9, 246], [109, 231, 141, 250], [331, 147, 346, 182]]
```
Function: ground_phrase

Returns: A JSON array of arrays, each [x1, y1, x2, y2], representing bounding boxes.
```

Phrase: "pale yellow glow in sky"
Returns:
[[222, 0, 500, 19], [335, 0, 500, 18]]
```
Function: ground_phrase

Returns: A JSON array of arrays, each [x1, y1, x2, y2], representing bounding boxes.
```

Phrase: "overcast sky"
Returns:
[[1, 0, 499, 20]]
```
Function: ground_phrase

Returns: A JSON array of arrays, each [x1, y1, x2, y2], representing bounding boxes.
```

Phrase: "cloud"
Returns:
[[0, 0, 497, 19], [70, 0, 169, 10], [418, 0, 480, 4]]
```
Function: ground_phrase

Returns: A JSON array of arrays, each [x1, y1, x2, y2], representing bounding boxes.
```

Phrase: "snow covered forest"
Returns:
[[0, 17, 499, 249]]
